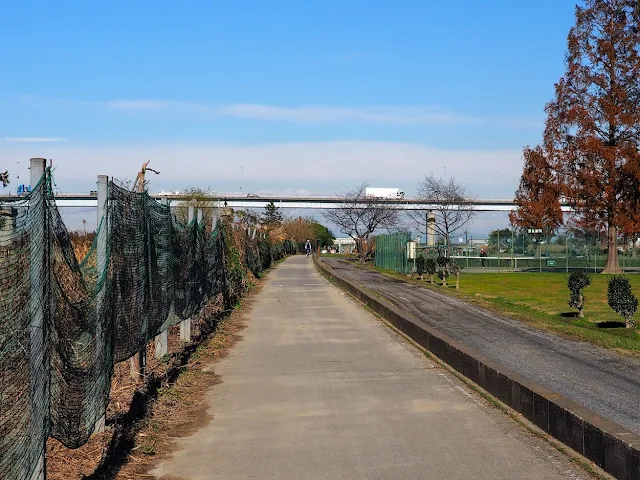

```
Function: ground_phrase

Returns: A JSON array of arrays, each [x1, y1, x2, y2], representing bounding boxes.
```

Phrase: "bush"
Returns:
[[607, 275, 638, 328], [425, 258, 436, 276], [567, 270, 590, 318], [415, 255, 426, 279], [436, 256, 449, 285]]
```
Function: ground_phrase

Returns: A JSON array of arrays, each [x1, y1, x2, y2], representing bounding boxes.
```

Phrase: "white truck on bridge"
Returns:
[[365, 187, 405, 199]]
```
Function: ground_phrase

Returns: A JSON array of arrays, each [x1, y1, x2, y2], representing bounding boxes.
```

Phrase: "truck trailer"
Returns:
[[364, 187, 405, 199]]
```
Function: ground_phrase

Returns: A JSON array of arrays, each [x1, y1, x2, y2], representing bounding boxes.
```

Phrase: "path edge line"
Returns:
[[314, 257, 639, 480]]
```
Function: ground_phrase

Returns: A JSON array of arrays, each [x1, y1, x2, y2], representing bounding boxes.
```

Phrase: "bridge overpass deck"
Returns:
[[150, 256, 585, 479], [0, 193, 574, 211]]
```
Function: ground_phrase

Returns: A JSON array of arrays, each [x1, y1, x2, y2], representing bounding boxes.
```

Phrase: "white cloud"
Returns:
[[107, 100, 169, 109], [0, 140, 523, 198], [17, 95, 541, 128], [2, 137, 69, 143], [214, 104, 484, 125], [105, 100, 484, 125]]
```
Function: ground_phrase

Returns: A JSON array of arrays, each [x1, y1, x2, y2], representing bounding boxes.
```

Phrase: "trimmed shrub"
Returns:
[[425, 258, 436, 284], [436, 256, 449, 286], [607, 275, 638, 328], [415, 255, 426, 280], [567, 270, 591, 318]]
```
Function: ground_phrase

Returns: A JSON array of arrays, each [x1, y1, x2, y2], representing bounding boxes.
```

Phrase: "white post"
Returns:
[[180, 205, 195, 342], [154, 197, 169, 359], [29, 158, 47, 480], [211, 209, 219, 232], [93, 175, 109, 434]]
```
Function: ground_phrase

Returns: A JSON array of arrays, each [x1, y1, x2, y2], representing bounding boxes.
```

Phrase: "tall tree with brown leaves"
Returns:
[[510, 145, 564, 236], [542, 0, 640, 273]]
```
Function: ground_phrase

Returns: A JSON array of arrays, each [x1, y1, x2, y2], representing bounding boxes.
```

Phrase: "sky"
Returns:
[[0, 1, 579, 234]]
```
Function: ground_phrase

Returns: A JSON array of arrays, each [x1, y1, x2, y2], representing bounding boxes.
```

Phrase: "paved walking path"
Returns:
[[324, 258, 640, 436], [152, 256, 587, 480]]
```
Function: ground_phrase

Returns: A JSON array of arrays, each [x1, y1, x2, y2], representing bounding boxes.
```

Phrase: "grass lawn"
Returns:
[[372, 267, 640, 355]]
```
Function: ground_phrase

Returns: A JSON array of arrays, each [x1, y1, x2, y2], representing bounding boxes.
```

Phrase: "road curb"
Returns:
[[315, 257, 640, 480]]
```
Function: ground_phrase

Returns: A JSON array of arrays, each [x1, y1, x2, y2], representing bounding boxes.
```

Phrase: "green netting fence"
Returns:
[[0, 168, 294, 480], [374, 232, 411, 273]]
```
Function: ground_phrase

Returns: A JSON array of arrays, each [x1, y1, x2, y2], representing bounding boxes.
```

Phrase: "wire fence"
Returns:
[[377, 227, 640, 274], [0, 166, 294, 480]]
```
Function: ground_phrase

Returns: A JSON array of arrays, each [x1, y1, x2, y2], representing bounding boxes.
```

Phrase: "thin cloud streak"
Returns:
[[19, 96, 539, 128], [2, 137, 69, 143]]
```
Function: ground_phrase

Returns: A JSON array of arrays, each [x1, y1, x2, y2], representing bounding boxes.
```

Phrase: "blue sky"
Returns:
[[0, 1, 579, 233]]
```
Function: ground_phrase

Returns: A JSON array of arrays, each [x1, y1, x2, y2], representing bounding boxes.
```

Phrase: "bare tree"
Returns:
[[409, 173, 475, 256], [0, 171, 8, 188], [323, 183, 400, 262]]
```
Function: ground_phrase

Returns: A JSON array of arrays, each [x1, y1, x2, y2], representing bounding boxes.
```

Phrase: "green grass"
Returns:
[[371, 267, 640, 355]]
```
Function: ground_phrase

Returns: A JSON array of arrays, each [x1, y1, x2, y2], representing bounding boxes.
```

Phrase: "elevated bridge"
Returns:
[[0, 193, 573, 212]]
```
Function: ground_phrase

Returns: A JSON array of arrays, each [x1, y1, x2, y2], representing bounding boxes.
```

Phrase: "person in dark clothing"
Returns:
[[480, 249, 487, 268]]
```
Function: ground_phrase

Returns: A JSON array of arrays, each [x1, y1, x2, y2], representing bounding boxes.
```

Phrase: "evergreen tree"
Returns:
[[262, 201, 283, 227]]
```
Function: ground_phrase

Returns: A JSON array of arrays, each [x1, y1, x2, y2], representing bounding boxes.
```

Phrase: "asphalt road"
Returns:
[[152, 256, 586, 480], [324, 258, 640, 436]]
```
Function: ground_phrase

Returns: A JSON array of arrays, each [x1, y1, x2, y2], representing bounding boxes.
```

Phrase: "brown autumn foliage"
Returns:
[[515, 0, 640, 273], [509, 145, 563, 236], [281, 216, 316, 244]]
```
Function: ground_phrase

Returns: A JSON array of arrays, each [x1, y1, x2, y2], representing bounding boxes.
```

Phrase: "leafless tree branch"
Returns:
[[322, 182, 400, 262], [407, 173, 475, 255]]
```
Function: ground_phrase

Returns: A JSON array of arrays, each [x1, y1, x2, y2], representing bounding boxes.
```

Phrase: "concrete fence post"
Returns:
[[29, 158, 47, 480], [93, 175, 109, 433], [180, 205, 195, 342], [211, 209, 219, 232], [154, 197, 169, 359], [0, 206, 16, 248]]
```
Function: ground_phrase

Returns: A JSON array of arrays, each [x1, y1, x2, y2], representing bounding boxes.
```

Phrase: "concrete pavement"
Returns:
[[151, 256, 588, 480]]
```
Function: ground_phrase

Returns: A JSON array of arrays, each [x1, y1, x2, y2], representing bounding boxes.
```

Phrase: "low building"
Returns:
[[333, 237, 357, 254]]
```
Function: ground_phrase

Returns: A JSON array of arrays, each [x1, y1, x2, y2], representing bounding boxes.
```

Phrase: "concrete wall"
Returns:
[[314, 258, 640, 480]]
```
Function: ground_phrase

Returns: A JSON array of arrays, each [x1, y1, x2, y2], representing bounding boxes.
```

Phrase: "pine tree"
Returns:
[[261, 201, 283, 227]]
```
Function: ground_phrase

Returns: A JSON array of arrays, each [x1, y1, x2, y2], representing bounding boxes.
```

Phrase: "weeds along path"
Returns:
[[323, 259, 640, 435]]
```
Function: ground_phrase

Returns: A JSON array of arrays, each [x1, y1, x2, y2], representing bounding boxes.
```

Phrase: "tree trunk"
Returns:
[[455, 271, 460, 290], [626, 316, 635, 329], [602, 223, 622, 274], [429, 274, 434, 284], [356, 238, 365, 263], [578, 294, 584, 318]]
